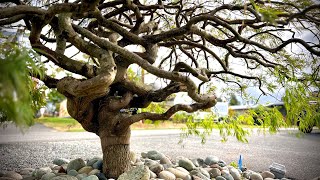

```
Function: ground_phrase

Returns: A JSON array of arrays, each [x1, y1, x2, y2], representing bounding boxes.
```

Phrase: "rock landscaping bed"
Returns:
[[0, 150, 291, 180]]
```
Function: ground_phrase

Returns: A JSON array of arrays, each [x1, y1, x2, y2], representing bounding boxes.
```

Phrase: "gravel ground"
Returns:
[[1, 124, 320, 180], [0, 140, 103, 171]]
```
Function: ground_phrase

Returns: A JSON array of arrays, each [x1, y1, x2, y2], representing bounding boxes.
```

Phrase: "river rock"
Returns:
[[87, 157, 101, 167], [243, 170, 254, 179], [261, 171, 275, 179], [95, 173, 107, 180], [40, 172, 56, 180], [178, 158, 195, 171], [158, 171, 176, 180], [190, 170, 210, 180], [52, 175, 78, 180], [78, 166, 93, 174], [117, 165, 150, 180], [52, 166, 61, 173], [144, 159, 158, 167], [191, 159, 199, 167], [149, 164, 164, 174], [75, 174, 87, 180], [160, 157, 172, 165], [229, 167, 241, 180], [67, 158, 86, 172], [92, 160, 103, 170], [141, 152, 148, 158], [196, 168, 210, 178], [192, 175, 202, 180], [147, 150, 165, 160], [82, 175, 98, 180], [204, 156, 219, 165], [218, 160, 227, 167], [192, 158, 207, 167], [129, 151, 137, 163], [67, 170, 78, 177], [210, 163, 220, 168], [149, 170, 157, 178], [216, 176, 227, 180], [222, 173, 234, 180], [175, 167, 189, 174], [34, 167, 52, 179], [221, 167, 229, 175], [53, 158, 70, 166], [19, 168, 35, 176], [250, 172, 263, 180], [167, 168, 190, 179], [135, 162, 144, 166], [88, 169, 100, 175], [3, 171, 22, 180], [208, 168, 221, 178]]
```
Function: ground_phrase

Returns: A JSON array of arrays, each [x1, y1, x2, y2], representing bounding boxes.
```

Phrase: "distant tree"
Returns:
[[229, 94, 240, 106], [1, 0, 320, 178], [47, 89, 66, 115], [216, 97, 223, 102]]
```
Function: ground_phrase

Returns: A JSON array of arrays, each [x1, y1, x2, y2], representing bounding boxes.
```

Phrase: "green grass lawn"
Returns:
[[35, 117, 265, 132], [35, 117, 84, 132], [35, 117, 187, 132]]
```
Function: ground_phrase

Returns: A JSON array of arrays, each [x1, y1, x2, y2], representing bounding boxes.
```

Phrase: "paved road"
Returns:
[[0, 123, 319, 180]]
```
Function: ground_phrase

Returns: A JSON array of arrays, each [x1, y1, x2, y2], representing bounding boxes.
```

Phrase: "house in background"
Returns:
[[229, 102, 287, 118]]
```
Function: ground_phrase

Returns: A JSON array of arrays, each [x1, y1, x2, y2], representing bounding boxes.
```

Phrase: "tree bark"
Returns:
[[100, 138, 131, 178], [98, 112, 132, 178]]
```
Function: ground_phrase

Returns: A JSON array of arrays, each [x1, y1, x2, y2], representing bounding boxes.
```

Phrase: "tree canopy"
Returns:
[[1, 0, 320, 177]]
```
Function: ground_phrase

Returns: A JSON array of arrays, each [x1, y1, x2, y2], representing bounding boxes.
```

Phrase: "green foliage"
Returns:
[[0, 42, 46, 128], [141, 102, 166, 114], [180, 102, 286, 143], [229, 94, 240, 106], [229, 161, 238, 168], [36, 117, 78, 125], [249, 0, 286, 24], [35, 117, 83, 132], [140, 102, 166, 124], [127, 67, 141, 82], [180, 115, 215, 144], [172, 112, 193, 123], [283, 83, 320, 131], [247, 105, 285, 133], [47, 89, 65, 112], [217, 117, 250, 143]]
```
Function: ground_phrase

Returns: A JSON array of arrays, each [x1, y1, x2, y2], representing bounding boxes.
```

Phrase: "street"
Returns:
[[0, 123, 319, 180]]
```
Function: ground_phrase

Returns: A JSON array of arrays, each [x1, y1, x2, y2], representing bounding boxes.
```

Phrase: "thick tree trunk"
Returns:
[[98, 112, 132, 178], [63, 92, 134, 178], [100, 139, 131, 178]]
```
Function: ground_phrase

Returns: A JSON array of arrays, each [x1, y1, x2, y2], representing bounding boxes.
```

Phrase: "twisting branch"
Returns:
[[116, 101, 216, 132], [30, 73, 59, 88], [0, 14, 25, 25], [31, 43, 97, 78], [71, 24, 216, 104], [104, 91, 133, 112]]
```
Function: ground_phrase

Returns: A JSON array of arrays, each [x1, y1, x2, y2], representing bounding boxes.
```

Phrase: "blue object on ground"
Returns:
[[238, 155, 242, 170]]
